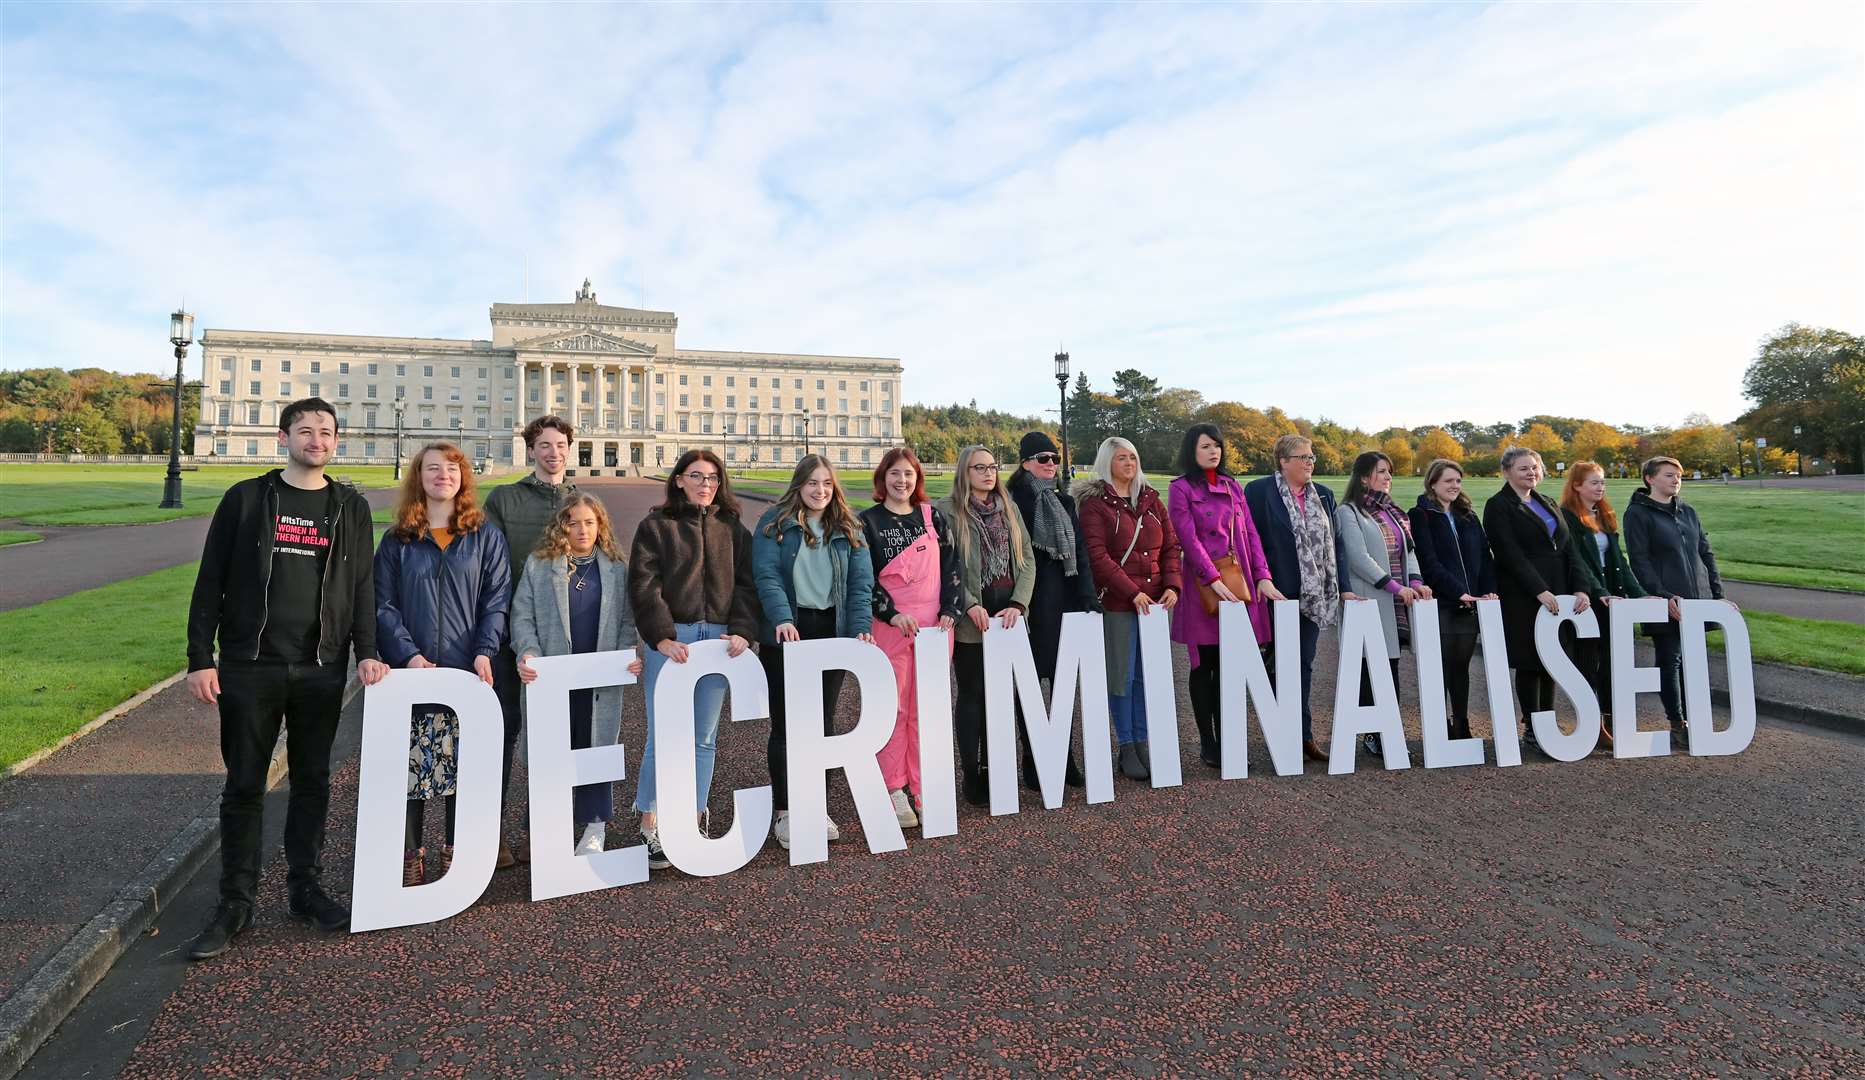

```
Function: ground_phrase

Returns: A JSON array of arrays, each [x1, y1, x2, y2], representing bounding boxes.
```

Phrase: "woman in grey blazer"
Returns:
[[1333, 451, 1430, 756], [510, 493, 644, 857]]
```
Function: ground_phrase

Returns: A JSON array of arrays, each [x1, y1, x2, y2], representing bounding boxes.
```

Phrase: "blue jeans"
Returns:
[[1109, 624, 1149, 745], [634, 621, 729, 814]]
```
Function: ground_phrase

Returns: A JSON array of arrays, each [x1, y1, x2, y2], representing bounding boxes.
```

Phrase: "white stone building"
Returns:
[[193, 281, 903, 476]]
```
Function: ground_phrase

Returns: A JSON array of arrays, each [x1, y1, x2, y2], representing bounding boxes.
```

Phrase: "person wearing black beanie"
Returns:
[[1005, 430, 1099, 791]]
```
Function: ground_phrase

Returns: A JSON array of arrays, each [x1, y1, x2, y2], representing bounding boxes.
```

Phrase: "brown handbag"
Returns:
[[1198, 554, 1252, 616]]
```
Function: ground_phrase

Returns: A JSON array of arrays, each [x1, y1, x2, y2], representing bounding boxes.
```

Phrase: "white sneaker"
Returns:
[[772, 811, 792, 850], [890, 788, 919, 829], [826, 815, 841, 842], [575, 822, 605, 857]]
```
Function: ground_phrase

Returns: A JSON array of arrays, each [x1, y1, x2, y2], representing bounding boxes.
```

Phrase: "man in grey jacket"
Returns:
[[482, 415, 577, 866]]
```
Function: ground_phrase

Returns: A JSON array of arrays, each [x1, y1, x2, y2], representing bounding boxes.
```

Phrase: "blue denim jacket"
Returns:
[[750, 506, 875, 644]]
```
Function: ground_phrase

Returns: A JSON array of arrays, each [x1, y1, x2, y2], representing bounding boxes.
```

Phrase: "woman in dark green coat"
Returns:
[[1558, 462, 1645, 745]]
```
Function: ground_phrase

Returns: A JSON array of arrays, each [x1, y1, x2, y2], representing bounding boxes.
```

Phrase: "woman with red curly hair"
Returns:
[[374, 441, 512, 888]]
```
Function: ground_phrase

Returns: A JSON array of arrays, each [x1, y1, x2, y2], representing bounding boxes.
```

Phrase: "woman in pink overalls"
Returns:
[[859, 447, 962, 827]]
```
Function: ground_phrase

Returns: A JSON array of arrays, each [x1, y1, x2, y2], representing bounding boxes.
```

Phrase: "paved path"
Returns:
[[1721, 580, 1865, 625], [0, 488, 400, 614], [8, 479, 1859, 1076]]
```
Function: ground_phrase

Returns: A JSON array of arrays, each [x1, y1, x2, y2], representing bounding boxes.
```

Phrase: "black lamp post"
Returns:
[[803, 408, 813, 458], [160, 309, 195, 508], [1053, 350, 1070, 477], [1794, 424, 1803, 477], [392, 401, 407, 480]]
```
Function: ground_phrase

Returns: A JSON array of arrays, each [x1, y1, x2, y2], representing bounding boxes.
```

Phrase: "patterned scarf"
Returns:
[[1276, 472, 1339, 629], [1364, 492, 1411, 632], [971, 495, 1011, 585], [1029, 480, 1079, 576]]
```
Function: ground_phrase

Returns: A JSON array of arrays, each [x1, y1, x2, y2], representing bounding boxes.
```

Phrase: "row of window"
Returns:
[[208, 438, 880, 468], [214, 356, 894, 399]]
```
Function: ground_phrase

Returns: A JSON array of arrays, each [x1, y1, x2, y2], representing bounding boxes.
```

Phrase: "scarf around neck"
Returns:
[[1028, 480, 1079, 576], [1276, 471, 1339, 629], [971, 495, 1011, 585]]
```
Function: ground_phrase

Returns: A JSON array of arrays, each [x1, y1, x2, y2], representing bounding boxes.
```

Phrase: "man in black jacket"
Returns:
[[183, 398, 389, 960]]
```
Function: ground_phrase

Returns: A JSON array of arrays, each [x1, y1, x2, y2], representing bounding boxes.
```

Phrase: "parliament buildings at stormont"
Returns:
[[192, 281, 903, 476]]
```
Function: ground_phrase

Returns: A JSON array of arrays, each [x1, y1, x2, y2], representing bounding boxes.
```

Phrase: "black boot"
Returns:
[[287, 883, 351, 932], [1195, 716, 1220, 769], [1064, 753, 1086, 788], [188, 900, 253, 961], [962, 770, 989, 807]]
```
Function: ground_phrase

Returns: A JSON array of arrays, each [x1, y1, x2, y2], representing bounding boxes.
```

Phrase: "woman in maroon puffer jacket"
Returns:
[[1075, 437, 1181, 781]]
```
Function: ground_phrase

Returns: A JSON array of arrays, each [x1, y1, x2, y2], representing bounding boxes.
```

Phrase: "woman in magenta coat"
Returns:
[[1168, 424, 1282, 768]]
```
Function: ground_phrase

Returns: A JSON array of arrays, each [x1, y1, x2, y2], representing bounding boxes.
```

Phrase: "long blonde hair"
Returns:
[[947, 444, 1027, 572], [534, 492, 624, 560]]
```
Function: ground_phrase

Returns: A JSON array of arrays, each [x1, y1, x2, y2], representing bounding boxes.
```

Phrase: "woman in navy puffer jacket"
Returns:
[[374, 441, 511, 886]]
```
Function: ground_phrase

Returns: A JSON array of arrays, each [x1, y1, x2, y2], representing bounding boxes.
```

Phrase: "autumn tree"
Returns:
[[1413, 427, 1464, 470], [1740, 323, 1865, 472], [1380, 435, 1415, 476]]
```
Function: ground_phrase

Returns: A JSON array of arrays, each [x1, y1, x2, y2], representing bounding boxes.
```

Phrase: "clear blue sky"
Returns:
[[2, 2, 1860, 431]]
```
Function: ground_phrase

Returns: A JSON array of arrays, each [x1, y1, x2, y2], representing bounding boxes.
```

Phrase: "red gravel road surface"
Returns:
[[17, 477, 1862, 1077], [37, 662, 1865, 1075]]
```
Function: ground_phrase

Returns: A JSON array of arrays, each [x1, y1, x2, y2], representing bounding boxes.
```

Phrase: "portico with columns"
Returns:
[[194, 279, 902, 476]]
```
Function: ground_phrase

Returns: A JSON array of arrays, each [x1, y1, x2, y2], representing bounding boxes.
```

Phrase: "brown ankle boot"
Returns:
[[402, 848, 424, 888], [435, 844, 454, 880]]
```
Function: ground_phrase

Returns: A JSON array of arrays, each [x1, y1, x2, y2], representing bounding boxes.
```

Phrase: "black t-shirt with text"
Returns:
[[259, 480, 334, 662]]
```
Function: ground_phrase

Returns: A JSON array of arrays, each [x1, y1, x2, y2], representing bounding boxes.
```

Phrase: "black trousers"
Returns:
[[1653, 629, 1685, 722], [407, 795, 457, 849], [759, 607, 848, 811], [1266, 617, 1323, 741], [1358, 656, 1403, 707], [1187, 644, 1223, 731], [1515, 669, 1554, 720], [1440, 621, 1479, 727], [216, 659, 347, 907], [954, 640, 990, 783], [492, 647, 527, 821]]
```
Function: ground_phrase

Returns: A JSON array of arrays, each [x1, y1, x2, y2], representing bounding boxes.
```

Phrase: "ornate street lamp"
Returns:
[[1794, 424, 1803, 477], [1053, 350, 1070, 477], [392, 401, 408, 480], [160, 309, 195, 507], [803, 408, 813, 458]]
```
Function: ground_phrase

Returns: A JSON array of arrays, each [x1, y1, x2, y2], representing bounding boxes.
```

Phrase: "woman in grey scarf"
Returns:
[[1006, 431, 1100, 790]]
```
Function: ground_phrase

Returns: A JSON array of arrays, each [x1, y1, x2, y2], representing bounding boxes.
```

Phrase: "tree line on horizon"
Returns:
[[905, 323, 1862, 477], [1, 325, 1856, 474]]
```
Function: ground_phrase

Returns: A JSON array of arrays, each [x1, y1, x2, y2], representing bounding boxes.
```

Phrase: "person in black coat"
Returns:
[[1622, 455, 1731, 741], [1006, 431, 1099, 789], [1243, 434, 1348, 761], [1409, 459, 1498, 740], [1481, 447, 1591, 748]]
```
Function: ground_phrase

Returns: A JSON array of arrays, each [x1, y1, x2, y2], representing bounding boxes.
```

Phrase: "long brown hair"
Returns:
[[1560, 461, 1619, 533], [391, 441, 485, 540], [1422, 458, 1473, 517], [659, 448, 741, 519], [763, 454, 866, 548], [947, 443, 1027, 573], [534, 492, 624, 560]]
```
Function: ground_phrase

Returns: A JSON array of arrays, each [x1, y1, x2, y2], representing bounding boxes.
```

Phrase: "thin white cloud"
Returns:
[[1, 1, 1859, 433]]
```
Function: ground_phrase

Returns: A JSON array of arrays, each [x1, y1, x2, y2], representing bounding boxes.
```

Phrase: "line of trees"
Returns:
[[0, 368, 199, 455], [906, 324, 1858, 475]]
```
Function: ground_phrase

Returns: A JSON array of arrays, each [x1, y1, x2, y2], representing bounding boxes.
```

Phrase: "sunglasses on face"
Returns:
[[1028, 453, 1059, 465], [683, 472, 721, 487]]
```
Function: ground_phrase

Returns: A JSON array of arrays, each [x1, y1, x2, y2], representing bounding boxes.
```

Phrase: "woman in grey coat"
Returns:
[[510, 493, 644, 857], [1334, 451, 1430, 756]]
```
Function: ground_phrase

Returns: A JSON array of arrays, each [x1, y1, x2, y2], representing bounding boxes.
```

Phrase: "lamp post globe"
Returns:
[[160, 309, 195, 508]]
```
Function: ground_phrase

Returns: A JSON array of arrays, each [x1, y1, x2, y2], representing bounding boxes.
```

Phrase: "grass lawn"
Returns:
[[0, 463, 404, 525], [0, 562, 198, 769], [1715, 611, 1865, 677], [0, 529, 42, 546]]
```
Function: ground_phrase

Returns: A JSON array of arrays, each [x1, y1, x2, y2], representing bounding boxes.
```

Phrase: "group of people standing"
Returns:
[[181, 396, 1729, 962]]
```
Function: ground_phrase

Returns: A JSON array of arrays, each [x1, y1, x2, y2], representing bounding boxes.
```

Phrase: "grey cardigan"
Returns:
[[1334, 501, 1424, 659], [509, 551, 639, 747]]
